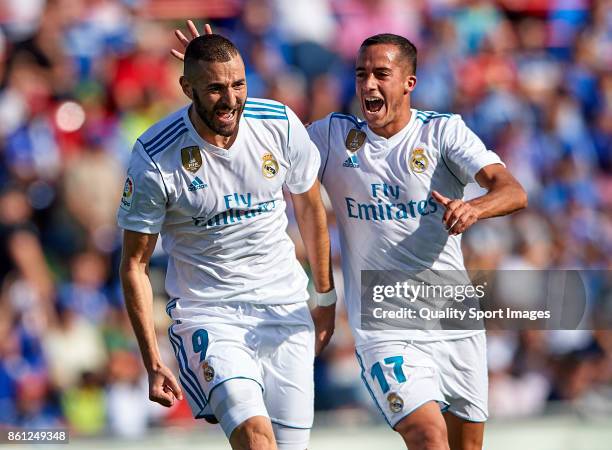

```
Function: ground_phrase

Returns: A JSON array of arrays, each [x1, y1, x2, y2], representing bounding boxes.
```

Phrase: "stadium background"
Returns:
[[0, 0, 610, 448]]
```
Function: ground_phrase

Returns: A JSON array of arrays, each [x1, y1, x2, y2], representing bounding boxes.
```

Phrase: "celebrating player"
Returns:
[[172, 23, 527, 450], [308, 34, 526, 450], [118, 34, 336, 450]]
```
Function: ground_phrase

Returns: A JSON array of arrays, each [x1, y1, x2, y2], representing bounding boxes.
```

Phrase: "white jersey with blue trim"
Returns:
[[117, 98, 320, 306], [308, 109, 503, 345]]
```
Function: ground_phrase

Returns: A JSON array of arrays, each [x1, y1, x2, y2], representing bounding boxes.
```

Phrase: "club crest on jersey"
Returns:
[[345, 129, 366, 152], [387, 392, 404, 413], [120, 176, 134, 211], [410, 148, 429, 173], [262, 152, 279, 179], [202, 361, 215, 382], [181, 146, 203, 173]]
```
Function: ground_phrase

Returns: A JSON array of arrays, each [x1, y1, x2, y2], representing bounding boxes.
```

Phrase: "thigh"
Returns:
[[437, 333, 488, 423], [260, 303, 315, 430], [443, 411, 485, 450], [209, 377, 272, 440], [355, 341, 446, 428]]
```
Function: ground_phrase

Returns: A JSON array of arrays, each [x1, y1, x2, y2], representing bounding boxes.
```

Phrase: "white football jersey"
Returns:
[[308, 110, 503, 345], [118, 98, 319, 305]]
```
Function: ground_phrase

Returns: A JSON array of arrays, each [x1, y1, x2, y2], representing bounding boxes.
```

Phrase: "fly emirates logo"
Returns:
[[345, 183, 438, 221]]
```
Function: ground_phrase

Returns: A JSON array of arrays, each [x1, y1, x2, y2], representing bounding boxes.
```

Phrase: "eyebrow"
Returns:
[[355, 66, 392, 72], [206, 78, 246, 88]]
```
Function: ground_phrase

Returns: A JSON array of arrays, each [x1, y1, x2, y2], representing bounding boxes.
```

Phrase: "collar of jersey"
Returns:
[[364, 108, 418, 148], [182, 106, 245, 159]]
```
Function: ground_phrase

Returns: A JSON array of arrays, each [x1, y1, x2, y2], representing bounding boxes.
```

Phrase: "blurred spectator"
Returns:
[[42, 304, 107, 390], [105, 350, 150, 438], [61, 371, 106, 436]]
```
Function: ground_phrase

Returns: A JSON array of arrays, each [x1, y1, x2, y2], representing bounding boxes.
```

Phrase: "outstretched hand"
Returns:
[[171, 20, 213, 61], [431, 190, 480, 235]]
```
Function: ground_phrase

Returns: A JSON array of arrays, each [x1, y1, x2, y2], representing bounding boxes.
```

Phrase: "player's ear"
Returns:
[[180, 76, 193, 100], [404, 75, 417, 94]]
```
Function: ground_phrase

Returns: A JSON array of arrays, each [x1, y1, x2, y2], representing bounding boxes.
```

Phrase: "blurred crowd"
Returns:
[[0, 0, 610, 437]]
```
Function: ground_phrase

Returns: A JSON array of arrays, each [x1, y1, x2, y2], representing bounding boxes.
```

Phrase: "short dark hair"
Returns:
[[359, 34, 417, 74], [184, 34, 240, 64]]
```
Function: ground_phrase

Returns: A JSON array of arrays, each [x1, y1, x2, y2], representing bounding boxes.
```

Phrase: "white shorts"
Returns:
[[355, 332, 488, 427], [166, 300, 315, 436]]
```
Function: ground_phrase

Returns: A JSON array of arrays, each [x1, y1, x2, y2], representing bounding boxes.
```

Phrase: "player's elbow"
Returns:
[[515, 183, 528, 210]]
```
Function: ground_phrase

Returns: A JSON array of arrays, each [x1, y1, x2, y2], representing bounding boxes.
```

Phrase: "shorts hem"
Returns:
[[390, 398, 447, 429], [444, 408, 488, 423], [270, 419, 312, 430]]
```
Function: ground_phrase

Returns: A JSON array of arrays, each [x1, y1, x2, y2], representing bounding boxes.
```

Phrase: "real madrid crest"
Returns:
[[262, 152, 279, 179], [387, 392, 404, 413], [410, 148, 429, 173], [181, 146, 203, 173], [202, 361, 215, 382], [345, 129, 366, 152]]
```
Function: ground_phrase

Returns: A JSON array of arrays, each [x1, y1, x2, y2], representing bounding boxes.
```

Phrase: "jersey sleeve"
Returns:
[[117, 140, 168, 234], [441, 115, 504, 185], [284, 106, 321, 194], [306, 116, 330, 182]]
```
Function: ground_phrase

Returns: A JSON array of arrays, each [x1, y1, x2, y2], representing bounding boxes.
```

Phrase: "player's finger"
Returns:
[[204, 23, 213, 35], [446, 202, 468, 221], [170, 49, 185, 61], [165, 373, 184, 400], [431, 190, 450, 206], [187, 20, 200, 39], [442, 200, 463, 224], [449, 210, 476, 234], [175, 29, 191, 48], [444, 204, 469, 229], [315, 334, 331, 356], [150, 388, 174, 407]]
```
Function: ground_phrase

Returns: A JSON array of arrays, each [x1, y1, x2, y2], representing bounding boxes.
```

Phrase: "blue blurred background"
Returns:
[[0, 0, 610, 441]]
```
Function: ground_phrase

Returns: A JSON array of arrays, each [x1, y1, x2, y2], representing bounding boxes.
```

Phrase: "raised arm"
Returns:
[[119, 229, 183, 407]]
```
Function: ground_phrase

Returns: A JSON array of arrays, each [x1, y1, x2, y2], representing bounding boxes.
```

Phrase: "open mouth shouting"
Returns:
[[363, 96, 385, 120], [215, 108, 237, 126]]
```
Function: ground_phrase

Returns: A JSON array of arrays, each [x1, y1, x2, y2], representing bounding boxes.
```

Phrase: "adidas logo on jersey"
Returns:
[[188, 176, 208, 191], [343, 154, 360, 168]]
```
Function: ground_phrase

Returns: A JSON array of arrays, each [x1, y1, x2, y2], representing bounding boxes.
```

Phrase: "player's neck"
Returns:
[[369, 107, 412, 139], [189, 106, 238, 149]]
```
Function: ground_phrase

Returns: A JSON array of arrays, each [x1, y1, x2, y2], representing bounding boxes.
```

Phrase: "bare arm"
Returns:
[[291, 180, 335, 355], [119, 229, 182, 406], [433, 164, 527, 235], [8, 230, 54, 302], [470, 163, 528, 218], [291, 180, 334, 294]]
